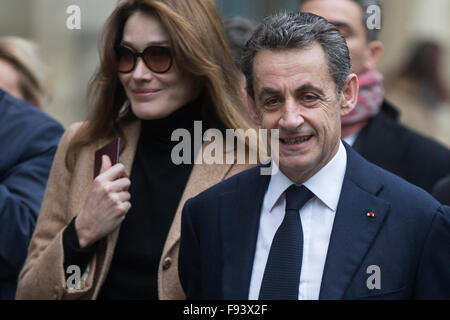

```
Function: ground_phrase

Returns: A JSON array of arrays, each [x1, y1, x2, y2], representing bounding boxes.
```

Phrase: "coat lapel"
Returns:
[[319, 144, 390, 299], [221, 166, 271, 299], [160, 148, 237, 262]]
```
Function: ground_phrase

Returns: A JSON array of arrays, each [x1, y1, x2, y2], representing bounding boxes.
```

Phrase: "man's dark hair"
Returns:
[[241, 11, 351, 99]]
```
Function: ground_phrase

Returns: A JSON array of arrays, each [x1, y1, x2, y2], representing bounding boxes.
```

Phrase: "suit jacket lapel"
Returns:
[[161, 159, 234, 259], [319, 144, 390, 299], [221, 166, 271, 299]]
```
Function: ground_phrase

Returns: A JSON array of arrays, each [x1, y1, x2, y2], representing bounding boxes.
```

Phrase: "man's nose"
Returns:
[[279, 99, 305, 130]]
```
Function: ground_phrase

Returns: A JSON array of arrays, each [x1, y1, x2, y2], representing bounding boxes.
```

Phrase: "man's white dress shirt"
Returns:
[[248, 141, 347, 300]]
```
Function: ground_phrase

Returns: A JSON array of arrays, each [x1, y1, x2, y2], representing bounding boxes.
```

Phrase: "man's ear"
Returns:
[[247, 92, 262, 126], [340, 73, 359, 116], [364, 40, 383, 70]]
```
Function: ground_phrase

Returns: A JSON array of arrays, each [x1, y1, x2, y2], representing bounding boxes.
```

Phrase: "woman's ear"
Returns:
[[340, 73, 359, 116]]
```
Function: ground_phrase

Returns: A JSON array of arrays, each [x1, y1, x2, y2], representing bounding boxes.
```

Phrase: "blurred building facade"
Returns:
[[0, 0, 117, 127]]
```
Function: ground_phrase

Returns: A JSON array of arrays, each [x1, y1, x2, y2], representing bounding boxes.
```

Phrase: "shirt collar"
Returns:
[[265, 141, 347, 212], [342, 132, 359, 146]]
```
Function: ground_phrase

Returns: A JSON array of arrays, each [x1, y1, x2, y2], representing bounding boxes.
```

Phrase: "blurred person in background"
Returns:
[[0, 89, 63, 299], [223, 16, 258, 70], [432, 175, 450, 205], [0, 36, 63, 300], [0, 36, 52, 109], [300, 0, 450, 193], [223, 15, 258, 121], [16, 0, 254, 300], [386, 40, 450, 147]]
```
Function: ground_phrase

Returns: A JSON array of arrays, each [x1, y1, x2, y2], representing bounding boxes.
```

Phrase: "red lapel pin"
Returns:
[[367, 212, 375, 218]]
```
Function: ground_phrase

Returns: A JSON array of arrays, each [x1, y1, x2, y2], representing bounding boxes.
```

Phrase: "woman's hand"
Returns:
[[75, 155, 131, 248]]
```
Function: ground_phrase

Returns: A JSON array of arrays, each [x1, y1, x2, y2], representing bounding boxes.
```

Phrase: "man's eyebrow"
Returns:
[[295, 83, 325, 96], [259, 87, 280, 97], [258, 83, 325, 98]]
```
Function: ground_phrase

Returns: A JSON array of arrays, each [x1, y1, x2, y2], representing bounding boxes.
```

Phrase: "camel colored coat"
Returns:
[[16, 120, 254, 299]]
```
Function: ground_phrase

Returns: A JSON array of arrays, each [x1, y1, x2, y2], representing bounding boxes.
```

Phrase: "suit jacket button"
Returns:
[[163, 257, 172, 270]]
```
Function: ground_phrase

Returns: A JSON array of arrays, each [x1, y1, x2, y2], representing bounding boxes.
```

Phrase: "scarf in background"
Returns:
[[341, 68, 384, 126]]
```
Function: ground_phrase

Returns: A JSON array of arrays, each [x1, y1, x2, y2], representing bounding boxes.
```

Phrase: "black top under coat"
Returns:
[[63, 98, 204, 299]]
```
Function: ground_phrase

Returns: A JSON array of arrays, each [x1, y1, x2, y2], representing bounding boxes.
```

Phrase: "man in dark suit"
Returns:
[[178, 12, 450, 300], [300, 0, 450, 193], [0, 89, 64, 299]]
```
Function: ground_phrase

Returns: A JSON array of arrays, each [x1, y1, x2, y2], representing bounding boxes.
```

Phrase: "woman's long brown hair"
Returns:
[[65, 0, 252, 171]]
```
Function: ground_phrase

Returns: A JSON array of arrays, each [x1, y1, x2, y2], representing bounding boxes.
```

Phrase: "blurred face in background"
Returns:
[[0, 58, 24, 101], [300, 0, 381, 75], [118, 11, 201, 120]]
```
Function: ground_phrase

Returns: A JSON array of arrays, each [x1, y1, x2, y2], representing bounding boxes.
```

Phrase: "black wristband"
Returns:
[[62, 217, 98, 280]]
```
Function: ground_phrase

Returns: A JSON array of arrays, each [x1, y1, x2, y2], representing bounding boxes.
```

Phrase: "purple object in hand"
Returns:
[[93, 138, 120, 178]]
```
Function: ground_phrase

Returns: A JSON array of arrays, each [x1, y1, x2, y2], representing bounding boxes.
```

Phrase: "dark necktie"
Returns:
[[258, 185, 314, 300]]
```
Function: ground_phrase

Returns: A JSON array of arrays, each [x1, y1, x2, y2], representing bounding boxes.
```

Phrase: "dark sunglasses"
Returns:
[[114, 45, 173, 74]]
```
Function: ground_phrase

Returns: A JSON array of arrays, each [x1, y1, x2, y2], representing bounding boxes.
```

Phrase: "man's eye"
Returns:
[[264, 98, 279, 106], [303, 94, 317, 102]]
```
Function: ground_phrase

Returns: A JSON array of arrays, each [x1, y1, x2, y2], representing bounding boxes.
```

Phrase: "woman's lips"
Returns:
[[132, 89, 161, 98]]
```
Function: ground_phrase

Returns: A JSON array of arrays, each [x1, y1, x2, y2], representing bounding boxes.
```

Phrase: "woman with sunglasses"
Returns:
[[16, 0, 254, 300]]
